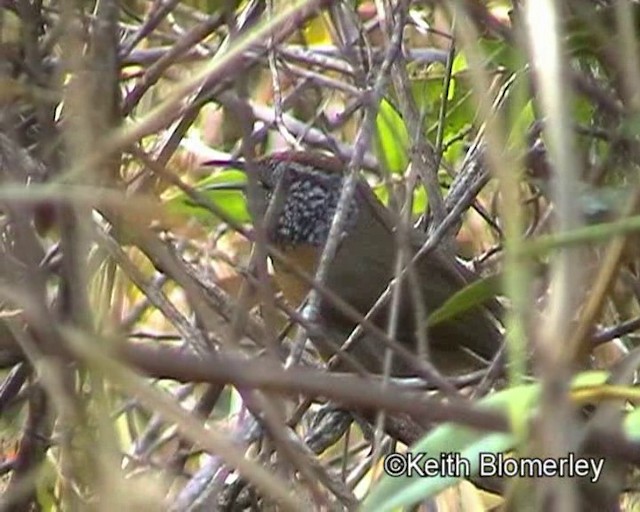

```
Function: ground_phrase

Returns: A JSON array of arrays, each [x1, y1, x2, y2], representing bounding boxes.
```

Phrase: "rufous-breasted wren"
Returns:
[[211, 151, 502, 377]]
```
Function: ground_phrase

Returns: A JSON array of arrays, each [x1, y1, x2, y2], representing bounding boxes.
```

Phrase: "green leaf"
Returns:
[[372, 184, 428, 217], [375, 99, 409, 174], [625, 408, 640, 440], [507, 100, 535, 149], [163, 170, 250, 226], [478, 37, 527, 72], [571, 370, 614, 388], [620, 113, 640, 139], [451, 52, 468, 75], [514, 214, 640, 257], [410, 74, 444, 128], [363, 372, 611, 512], [427, 274, 502, 327], [362, 384, 538, 512]]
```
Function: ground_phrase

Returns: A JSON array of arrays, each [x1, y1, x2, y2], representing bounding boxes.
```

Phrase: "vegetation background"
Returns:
[[1, 0, 640, 510]]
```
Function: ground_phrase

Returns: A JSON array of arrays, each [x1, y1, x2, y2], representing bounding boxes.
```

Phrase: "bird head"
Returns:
[[207, 151, 361, 247]]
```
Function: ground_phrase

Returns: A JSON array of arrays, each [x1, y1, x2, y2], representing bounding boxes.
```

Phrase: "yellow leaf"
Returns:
[[303, 13, 332, 46]]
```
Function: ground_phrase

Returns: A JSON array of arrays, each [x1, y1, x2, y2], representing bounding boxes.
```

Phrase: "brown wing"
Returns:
[[320, 180, 502, 374]]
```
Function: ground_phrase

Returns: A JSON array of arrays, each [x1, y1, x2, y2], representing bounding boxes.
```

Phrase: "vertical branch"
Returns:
[[449, 2, 530, 386], [56, 0, 122, 505], [525, 1, 583, 510]]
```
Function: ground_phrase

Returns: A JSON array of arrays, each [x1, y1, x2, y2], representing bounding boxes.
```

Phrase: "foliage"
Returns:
[[1, 0, 640, 510]]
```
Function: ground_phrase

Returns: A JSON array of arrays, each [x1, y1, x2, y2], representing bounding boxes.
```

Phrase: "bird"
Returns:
[[209, 151, 503, 377]]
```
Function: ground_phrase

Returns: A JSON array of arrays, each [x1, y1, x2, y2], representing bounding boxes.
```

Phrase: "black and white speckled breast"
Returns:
[[262, 160, 360, 247]]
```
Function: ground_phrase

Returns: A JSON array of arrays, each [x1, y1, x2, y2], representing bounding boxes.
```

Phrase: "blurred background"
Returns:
[[1, 0, 640, 510]]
